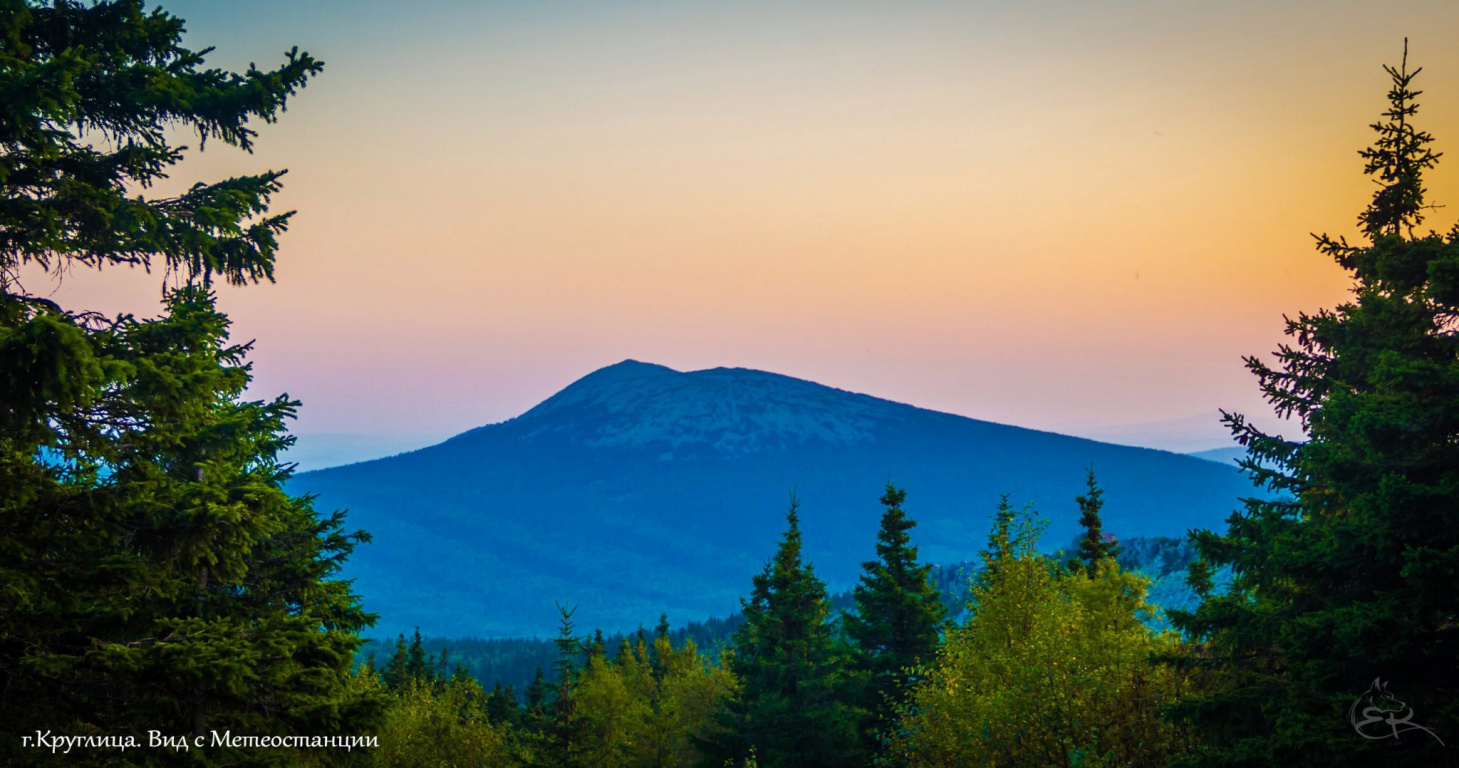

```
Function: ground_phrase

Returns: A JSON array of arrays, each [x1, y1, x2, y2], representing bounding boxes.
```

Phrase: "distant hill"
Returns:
[[1055, 410, 1238, 454], [294, 360, 1253, 638], [1188, 446, 1248, 466]]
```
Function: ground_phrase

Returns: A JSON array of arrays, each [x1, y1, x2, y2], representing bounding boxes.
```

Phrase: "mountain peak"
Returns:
[[599, 359, 679, 376], [509, 361, 909, 454], [563, 359, 679, 388]]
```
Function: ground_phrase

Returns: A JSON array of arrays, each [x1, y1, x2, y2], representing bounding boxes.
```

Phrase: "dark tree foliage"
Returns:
[[650, 612, 672, 678], [703, 497, 864, 768], [0, 0, 319, 289], [381, 634, 411, 693], [381, 629, 439, 693], [1170, 43, 1459, 767], [486, 681, 520, 727], [524, 666, 550, 726], [843, 483, 945, 742], [0, 288, 379, 764], [0, 2, 376, 764], [1072, 467, 1120, 574]]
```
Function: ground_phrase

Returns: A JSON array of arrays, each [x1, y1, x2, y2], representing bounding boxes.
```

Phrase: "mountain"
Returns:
[[293, 360, 1255, 638]]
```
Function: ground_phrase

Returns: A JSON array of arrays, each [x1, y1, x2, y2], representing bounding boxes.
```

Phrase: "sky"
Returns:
[[23, 0, 1459, 460]]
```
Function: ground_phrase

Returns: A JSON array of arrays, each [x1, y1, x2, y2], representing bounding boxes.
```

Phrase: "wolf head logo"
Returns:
[[1350, 678, 1444, 746]]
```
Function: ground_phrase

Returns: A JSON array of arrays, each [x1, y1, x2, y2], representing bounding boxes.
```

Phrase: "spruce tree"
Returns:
[[704, 497, 864, 768], [843, 483, 945, 737], [405, 628, 431, 684], [1073, 467, 1120, 574], [382, 634, 411, 692], [0, 2, 380, 761], [1171, 43, 1459, 766]]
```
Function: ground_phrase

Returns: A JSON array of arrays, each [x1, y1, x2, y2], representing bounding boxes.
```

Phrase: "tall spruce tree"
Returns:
[[703, 497, 864, 768], [843, 483, 945, 740], [0, 2, 378, 762], [1170, 44, 1459, 766], [1072, 467, 1120, 574]]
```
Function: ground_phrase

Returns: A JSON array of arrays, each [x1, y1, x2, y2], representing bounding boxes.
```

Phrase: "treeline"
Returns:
[[361, 614, 749, 704], [381, 533, 1203, 699]]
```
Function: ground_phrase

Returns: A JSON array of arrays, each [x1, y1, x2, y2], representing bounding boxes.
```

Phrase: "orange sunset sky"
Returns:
[[23, 0, 1459, 455]]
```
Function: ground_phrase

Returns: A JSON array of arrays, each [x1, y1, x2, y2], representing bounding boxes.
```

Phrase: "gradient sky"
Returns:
[[23, 0, 1459, 450]]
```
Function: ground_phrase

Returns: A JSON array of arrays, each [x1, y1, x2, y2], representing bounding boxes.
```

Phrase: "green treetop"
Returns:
[[843, 483, 945, 741], [1072, 467, 1120, 574], [703, 496, 864, 768]]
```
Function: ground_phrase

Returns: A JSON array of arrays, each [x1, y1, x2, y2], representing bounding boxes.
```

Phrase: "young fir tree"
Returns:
[[977, 494, 1018, 587], [843, 484, 945, 737], [703, 497, 864, 768], [536, 603, 590, 768], [1072, 467, 1120, 574], [1170, 44, 1459, 766]]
